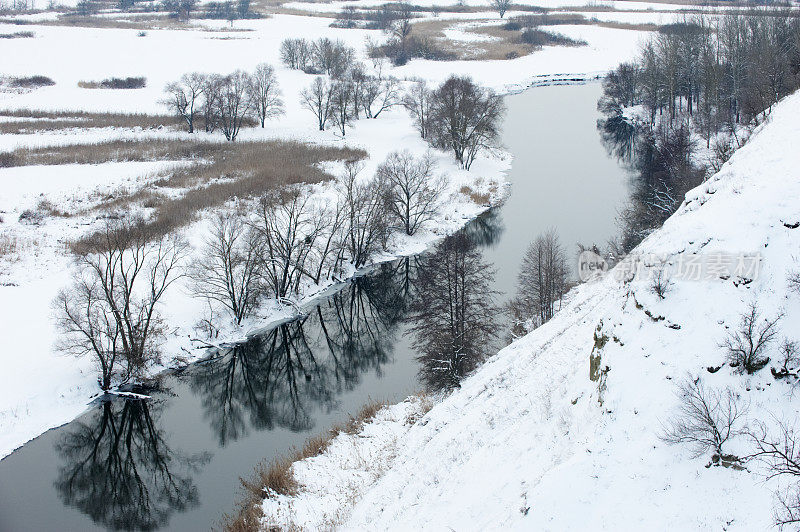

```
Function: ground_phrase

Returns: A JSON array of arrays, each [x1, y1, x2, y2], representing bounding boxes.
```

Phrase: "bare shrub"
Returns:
[[79, 77, 147, 89], [6, 75, 55, 88], [54, 220, 186, 390], [191, 213, 264, 325], [721, 301, 783, 374], [651, 263, 672, 299], [0, 233, 17, 257], [0, 31, 34, 38], [520, 28, 586, 47], [661, 377, 746, 461], [773, 339, 800, 379], [376, 150, 444, 236]]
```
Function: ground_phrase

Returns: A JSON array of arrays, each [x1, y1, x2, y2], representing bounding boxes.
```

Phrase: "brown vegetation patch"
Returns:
[[0, 109, 182, 134], [55, 139, 366, 251]]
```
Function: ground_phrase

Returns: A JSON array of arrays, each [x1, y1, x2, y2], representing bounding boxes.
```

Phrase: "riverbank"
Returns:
[[0, 0, 656, 460], [250, 87, 800, 530]]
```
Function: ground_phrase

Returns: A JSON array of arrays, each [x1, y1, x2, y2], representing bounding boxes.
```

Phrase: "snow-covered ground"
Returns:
[[255, 87, 800, 530], [0, 0, 681, 463]]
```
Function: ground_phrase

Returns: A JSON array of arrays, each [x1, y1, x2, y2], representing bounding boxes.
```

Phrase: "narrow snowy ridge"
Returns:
[[260, 88, 800, 530]]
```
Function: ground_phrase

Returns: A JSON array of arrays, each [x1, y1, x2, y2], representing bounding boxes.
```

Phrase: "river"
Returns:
[[0, 82, 629, 531]]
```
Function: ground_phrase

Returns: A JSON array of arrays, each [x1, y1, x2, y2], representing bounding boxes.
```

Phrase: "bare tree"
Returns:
[[247, 63, 284, 128], [311, 37, 355, 78], [330, 80, 354, 136], [216, 70, 252, 141], [301, 77, 334, 131], [53, 221, 186, 390], [748, 420, 800, 527], [402, 80, 432, 139], [509, 229, 567, 330], [364, 77, 399, 119], [790, 269, 800, 295], [661, 377, 746, 460], [190, 213, 264, 325], [339, 161, 389, 268], [201, 73, 224, 133], [376, 151, 444, 236], [491, 0, 511, 18], [387, 2, 412, 46], [253, 187, 320, 302], [428, 75, 505, 169], [721, 301, 783, 374], [408, 232, 498, 391], [162, 72, 205, 133], [280, 38, 312, 71]]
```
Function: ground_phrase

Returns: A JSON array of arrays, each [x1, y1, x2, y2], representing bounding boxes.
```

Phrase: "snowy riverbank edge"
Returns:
[[255, 87, 800, 531], [0, 64, 613, 461]]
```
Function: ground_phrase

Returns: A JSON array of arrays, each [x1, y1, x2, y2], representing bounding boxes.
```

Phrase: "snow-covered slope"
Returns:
[[259, 88, 800, 530]]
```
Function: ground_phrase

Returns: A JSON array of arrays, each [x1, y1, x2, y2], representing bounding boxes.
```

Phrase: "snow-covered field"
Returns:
[[255, 87, 800, 530]]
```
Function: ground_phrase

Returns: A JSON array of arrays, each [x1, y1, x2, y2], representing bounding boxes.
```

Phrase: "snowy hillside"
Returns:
[[257, 88, 800, 530]]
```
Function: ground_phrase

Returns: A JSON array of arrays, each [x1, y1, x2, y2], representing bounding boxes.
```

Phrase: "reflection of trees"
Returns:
[[54, 398, 209, 531], [597, 113, 639, 163], [407, 232, 499, 391], [461, 208, 504, 248], [188, 265, 410, 446]]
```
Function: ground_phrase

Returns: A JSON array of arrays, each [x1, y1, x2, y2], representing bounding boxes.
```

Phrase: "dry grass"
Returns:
[[219, 398, 390, 532], [60, 139, 365, 251], [0, 109, 181, 134], [460, 184, 491, 205], [410, 18, 590, 61], [0, 137, 365, 250], [0, 233, 18, 257]]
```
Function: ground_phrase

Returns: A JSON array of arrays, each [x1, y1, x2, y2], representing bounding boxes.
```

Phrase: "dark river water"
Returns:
[[0, 82, 629, 532]]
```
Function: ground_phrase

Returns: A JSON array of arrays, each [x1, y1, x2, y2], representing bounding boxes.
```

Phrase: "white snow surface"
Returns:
[[0, 0, 663, 460], [258, 89, 800, 530]]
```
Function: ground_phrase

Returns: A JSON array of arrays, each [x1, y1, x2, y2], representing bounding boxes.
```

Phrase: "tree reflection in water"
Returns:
[[597, 113, 639, 164], [188, 262, 410, 446], [407, 232, 500, 391], [54, 398, 210, 531]]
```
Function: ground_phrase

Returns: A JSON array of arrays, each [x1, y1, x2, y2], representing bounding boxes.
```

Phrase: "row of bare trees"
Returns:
[[600, 12, 800, 253], [601, 13, 800, 134], [300, 72, 400, 135], [192, 152, 445, 324], [163, 63, 283, 140], [54, 151, 445, 391], [280, 37, 356, 77]]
